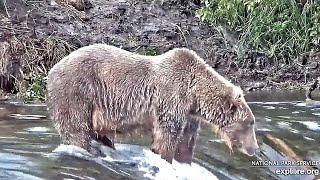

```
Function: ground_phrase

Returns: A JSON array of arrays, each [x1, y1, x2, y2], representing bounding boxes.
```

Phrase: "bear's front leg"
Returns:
[[151, 119, 184, 163], [174, 117, 200, 164]]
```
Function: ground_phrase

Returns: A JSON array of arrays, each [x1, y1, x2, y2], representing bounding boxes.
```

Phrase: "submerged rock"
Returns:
[[306, 78, 320, 99], [306, 77, 320, 107], [0, 89, 9, 101], [306, 99, 320, 108]]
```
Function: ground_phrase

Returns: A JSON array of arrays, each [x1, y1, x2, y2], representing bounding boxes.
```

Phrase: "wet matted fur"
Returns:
[[47, 44, 258, 163]]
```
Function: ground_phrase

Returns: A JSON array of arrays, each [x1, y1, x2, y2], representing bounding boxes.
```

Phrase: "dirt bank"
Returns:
[[0, 0, 319, 98]]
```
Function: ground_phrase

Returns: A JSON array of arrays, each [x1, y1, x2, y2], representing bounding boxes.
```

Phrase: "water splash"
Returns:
[[25, 127, 51, 133], [50, 144, 218, 180], [140, 150, 218, 180], [297, 121, 320, 131]]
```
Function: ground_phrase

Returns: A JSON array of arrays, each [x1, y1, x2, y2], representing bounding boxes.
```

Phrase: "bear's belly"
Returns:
[[92, 105, 154, 137]]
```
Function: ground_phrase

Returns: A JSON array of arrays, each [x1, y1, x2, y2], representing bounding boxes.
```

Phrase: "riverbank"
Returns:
[[1, 0, 319, 101]]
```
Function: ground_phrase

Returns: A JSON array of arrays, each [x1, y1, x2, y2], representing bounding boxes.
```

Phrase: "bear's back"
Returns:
[[48, 44, 158, 83]]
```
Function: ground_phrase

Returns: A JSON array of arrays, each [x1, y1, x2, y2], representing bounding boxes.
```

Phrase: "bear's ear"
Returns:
[[235, 93, 242, 100], [231, 87, 244, 106], [233, 93, 243, 104]]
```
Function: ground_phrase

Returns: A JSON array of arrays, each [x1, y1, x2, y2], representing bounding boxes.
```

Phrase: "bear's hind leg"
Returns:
[[174, 118, 200, 164], [151, 120, 183, 163]]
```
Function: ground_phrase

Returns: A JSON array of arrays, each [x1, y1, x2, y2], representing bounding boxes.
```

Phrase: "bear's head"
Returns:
[[211, 86, 259, 156], [193, 68, 259, 156]]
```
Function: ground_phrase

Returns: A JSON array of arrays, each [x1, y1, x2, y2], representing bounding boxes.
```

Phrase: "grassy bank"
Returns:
[[196, 0, 320, 61], [1, 0, 319, 103]]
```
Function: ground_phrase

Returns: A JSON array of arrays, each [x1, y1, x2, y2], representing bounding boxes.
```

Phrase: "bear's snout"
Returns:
[[239, 142, 259, 156]]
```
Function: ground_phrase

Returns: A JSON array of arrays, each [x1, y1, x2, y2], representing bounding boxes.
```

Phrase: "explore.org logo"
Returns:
[[274, 168, 319, 176]]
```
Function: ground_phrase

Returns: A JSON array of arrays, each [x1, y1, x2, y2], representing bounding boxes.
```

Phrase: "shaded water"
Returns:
[[0, 90, 319, 180]]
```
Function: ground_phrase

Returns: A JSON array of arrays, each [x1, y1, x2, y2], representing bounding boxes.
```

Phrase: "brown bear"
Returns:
[[47, 44, 259, 164]]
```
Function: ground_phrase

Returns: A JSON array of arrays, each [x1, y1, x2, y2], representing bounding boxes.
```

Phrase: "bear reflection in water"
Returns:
[[47, 44, 259, 164]]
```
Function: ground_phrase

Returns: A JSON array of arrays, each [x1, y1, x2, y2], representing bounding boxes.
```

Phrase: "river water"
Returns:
[[0, 90, 319, 180]]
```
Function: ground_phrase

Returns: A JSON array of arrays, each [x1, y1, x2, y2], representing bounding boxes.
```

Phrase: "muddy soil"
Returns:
[[0, 0, 319, 96]]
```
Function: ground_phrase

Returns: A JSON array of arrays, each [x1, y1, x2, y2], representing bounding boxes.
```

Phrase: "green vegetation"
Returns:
[[18, 73, 47, 103], [145, 48, 158, 56], [197, 0, 320, 60]]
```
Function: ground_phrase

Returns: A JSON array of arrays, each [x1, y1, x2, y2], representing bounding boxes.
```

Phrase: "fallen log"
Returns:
[[264, 133, 319, 172], [264, 134, 304, 162]]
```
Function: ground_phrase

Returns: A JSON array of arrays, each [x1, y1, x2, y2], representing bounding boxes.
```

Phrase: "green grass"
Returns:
[[197, 0, 320, 61]]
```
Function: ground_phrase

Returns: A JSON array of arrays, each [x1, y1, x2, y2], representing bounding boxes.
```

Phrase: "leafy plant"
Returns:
[[18, 73, 47, 103], [145, 48, 158, 56]]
